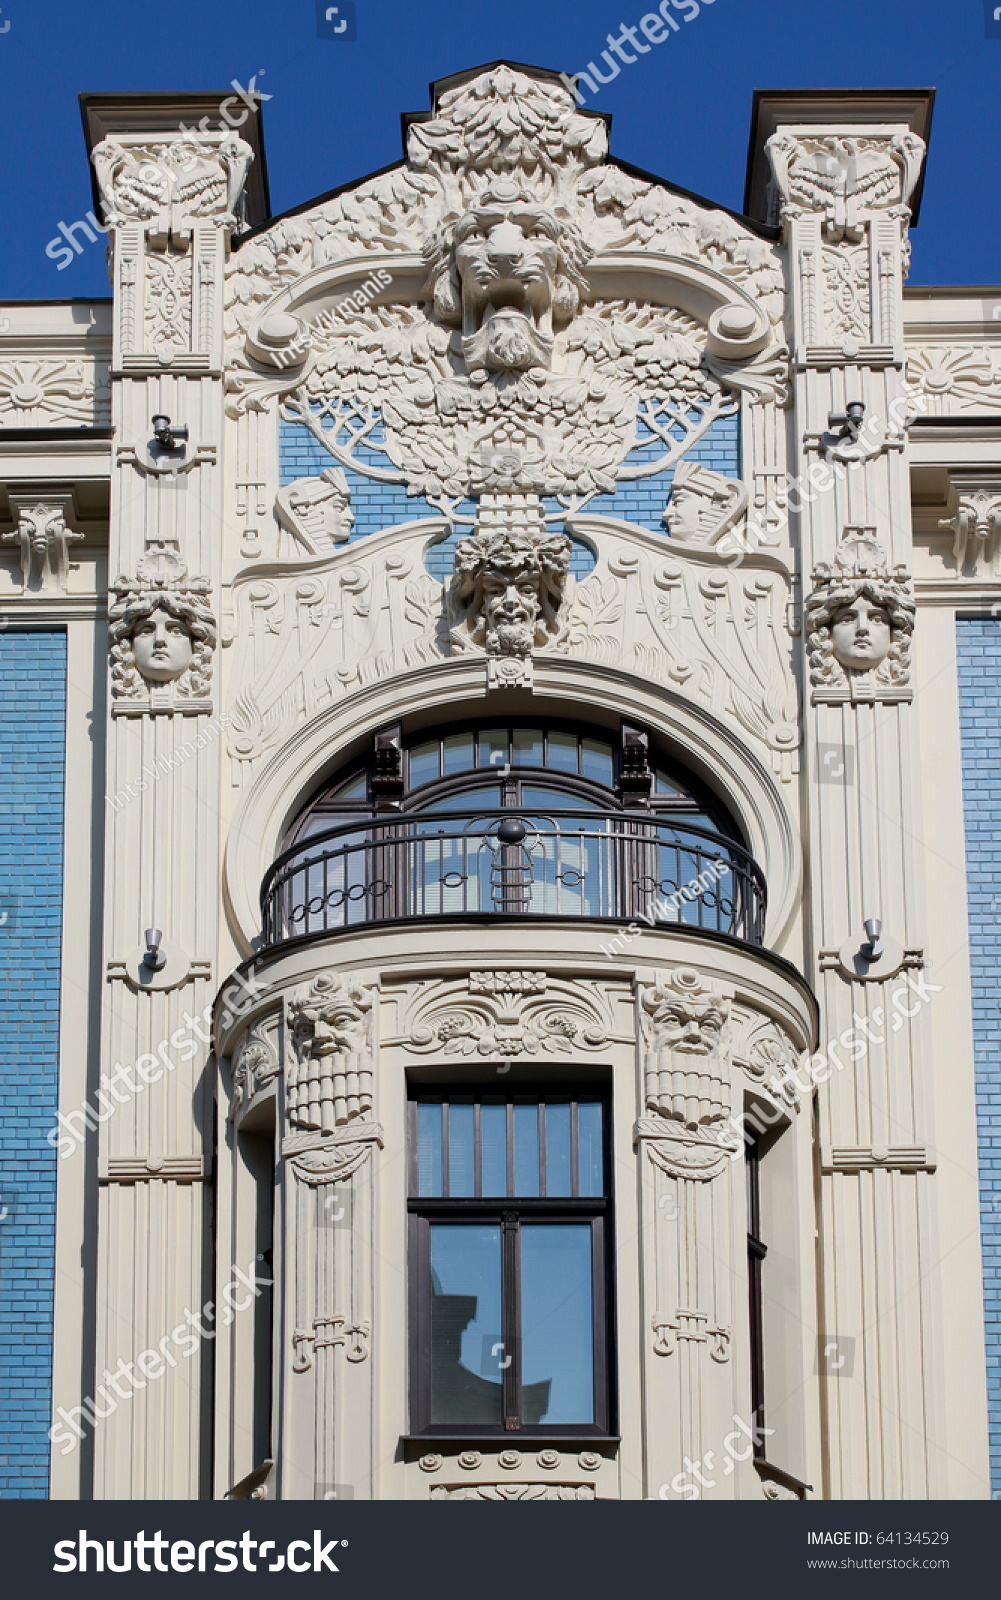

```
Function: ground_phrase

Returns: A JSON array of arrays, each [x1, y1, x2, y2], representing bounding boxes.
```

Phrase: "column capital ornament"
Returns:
[[286, 971, 376, 1130], [764, 131, 925, 240], [805, 529, 914, 704], [92, 132, 254, 242], [635, 967, 734, 1181], [229, 1023, 280, 1123], [939, 488, 1001, 577], [109, 549, 217, 714], [4, 495, 84, 594]]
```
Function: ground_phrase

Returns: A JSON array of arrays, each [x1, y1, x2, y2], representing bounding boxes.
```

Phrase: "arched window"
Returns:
[[261, 720, 765, 947]]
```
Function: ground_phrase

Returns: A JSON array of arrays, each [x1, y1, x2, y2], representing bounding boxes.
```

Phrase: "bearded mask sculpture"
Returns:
[[423, 177, 591, 374], [449, 508, 571, 659]]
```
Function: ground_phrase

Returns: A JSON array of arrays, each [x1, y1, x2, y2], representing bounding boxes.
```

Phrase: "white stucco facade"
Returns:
[[0, 65, 994, 1502]]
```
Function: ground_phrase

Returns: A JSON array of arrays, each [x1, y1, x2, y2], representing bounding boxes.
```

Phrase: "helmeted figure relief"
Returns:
[[662, 460, 749, 545], [423, 176, 591, 374], [109, 549, 216, 703], [805, 529, 915, 703]]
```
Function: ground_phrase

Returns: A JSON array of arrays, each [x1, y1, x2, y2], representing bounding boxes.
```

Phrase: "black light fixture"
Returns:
[[143, 927, 167, 971], [151, 414, 189, 451], [861, 917, 883, 963], [827, 401, 866, 445]]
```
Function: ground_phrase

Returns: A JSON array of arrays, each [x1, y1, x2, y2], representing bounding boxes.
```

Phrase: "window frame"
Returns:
[[406, 1084, 616, 1440], [746, 1133, 768, 1444], [286, 716, 739, 850]]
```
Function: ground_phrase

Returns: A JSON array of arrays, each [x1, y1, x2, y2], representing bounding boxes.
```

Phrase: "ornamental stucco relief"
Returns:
[[109, 549, 217, 713], [805, 528, 915, 703]]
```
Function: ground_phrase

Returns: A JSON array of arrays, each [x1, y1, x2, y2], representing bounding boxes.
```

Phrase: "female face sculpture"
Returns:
[[131, 606, 193, 683], [830, 595, 891, 672]]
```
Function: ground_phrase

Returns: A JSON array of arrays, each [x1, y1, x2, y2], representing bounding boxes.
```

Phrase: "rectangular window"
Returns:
[[409, 1088, 612, 1436]]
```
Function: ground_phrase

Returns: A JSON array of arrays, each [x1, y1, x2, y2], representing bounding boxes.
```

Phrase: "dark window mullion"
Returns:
[[538, 1100, 547, 1198], [592, 1215, 608, 1432], [407, 1098, 417, 1196], [506, 1097, 514, 1197], [474, 1098, 482, 1198], [502, 1211, 520, 1429]]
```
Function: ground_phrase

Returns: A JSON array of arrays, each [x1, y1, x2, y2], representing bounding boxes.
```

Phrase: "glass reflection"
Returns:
[[429, 1225, 502, 1425], [520, 1225, 594, 1423]]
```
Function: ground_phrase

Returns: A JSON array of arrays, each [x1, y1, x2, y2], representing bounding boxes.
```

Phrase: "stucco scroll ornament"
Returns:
[[764, 131, 925, 241], [633, 968, 734, 1183], [2, 501, 84, 594], [448, 504, 572, 689], [283, 971, 384, 1184], [229, 1024, 280, 1123], [805, 529, 915, 704], [108, 549, 217, 714], [939, 490, 1001, 577], [407, 971, 608, 1059]]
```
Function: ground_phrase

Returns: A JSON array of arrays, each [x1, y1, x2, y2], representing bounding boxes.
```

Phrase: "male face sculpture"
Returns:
[[651, 994, 725, 1056], [427, 178, 589, 374], [481, 565, 542, 656], [830, 595, 891, 672], [132, 606, 193, 683], [665, 482, 708, 543]]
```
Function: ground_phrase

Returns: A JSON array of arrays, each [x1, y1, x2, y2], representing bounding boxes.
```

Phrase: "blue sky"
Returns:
[[1, 0, 998, 299]]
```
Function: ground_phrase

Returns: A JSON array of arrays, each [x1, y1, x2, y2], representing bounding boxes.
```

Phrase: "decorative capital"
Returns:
[[640, 968, 733, 1130], [939, 488, 1001, 577], [764, 131, 925, 240], [4, 495, 83, 594], [229, 1023, 280, 1123], [92, 132, 254, 242]]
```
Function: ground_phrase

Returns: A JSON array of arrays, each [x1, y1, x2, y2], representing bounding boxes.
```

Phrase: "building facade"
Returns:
[[0, 65, 996, 1501]]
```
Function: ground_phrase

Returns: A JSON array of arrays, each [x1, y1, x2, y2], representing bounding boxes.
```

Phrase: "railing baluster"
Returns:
[[260, 809, 766, 951]]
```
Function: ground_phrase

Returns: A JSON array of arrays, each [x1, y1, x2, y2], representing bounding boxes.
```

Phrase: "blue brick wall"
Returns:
[[278, 407, 741, 579], [956, 617, 1001, 1499], [0, 631, 66, 1497]]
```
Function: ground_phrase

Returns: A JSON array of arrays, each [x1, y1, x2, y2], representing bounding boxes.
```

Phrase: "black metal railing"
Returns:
[[260, 808, 767, 950]]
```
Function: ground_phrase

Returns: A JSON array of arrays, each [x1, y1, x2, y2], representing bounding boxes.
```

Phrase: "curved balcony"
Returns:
[[260, 808, 767, 950]]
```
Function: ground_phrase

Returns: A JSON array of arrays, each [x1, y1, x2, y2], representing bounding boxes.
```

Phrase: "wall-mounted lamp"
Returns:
[[143, 927, 167, 971], [861, 917, 883, 963], [151, 414, 189, 452], [827, 401, 866, 445]]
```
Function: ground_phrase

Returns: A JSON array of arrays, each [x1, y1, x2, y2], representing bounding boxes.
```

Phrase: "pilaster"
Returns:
[[766, 106, 945, 1497], [84, 107, 256, 1498]]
